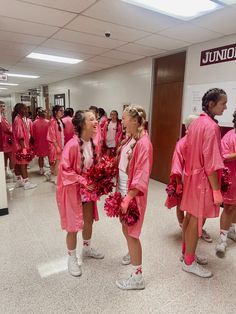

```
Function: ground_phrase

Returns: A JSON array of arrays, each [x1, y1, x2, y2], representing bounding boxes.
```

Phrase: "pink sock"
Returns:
[[182, 242, 186, 255], [184, 252, 195, 265]]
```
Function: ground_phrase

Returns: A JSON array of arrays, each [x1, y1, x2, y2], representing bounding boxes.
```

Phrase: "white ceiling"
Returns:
[[0, 0, 236, 95]]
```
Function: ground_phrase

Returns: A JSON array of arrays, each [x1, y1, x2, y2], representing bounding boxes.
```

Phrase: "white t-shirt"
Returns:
[[106, 121, 117, 148], [81, 139, 93, 172], [118, 138, 136, 173]]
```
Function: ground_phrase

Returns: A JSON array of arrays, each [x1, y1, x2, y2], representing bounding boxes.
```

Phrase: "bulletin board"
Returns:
[[183, 81, 236, 126]]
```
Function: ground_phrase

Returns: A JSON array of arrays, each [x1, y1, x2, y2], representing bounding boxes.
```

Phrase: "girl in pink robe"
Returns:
[[56, 110, 104, 277], [0, 101, 14, 178], [115, 105, 153, 291], [62, 108, 75, 145], [46, 105, 65, 181], [102, 110, 123, 156], [32, 108, 49, 175], [215, 111, 236, 257], [181, 88, 227, 278], [12, 103, 37, 190]]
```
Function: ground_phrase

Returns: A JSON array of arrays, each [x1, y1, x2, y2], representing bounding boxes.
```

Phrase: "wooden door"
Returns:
[[151, 52, 186, 183]]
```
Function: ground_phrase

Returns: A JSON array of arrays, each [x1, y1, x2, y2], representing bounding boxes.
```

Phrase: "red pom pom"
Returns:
[[164, 178, 182, 209], [104, 192, 122, 217], [15, 148, 34, 162], [221, 167, 232, 193]]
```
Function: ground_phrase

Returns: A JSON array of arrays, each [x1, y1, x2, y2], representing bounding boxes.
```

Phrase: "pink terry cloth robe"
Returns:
[[170, 136, 186, 178], [1, 116, 13, 153], [99, 116, 108, 134], [221, 129, 236, 205], [180, 113, 224, 236], [62, 116, 75, 145], [47, 117, 64, 163], [102, 120, 123, 147], [12, 115, 32, 165], [32, 117, 49, 157], [121, 132, 153, 239], [56, 135, 99, 232]]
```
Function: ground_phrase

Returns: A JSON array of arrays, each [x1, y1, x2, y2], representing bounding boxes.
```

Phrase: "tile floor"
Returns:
[[1, 167, 236, 314]]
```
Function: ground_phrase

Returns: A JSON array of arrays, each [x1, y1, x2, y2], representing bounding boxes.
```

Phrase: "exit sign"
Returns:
[[0, 74, 8, 81]]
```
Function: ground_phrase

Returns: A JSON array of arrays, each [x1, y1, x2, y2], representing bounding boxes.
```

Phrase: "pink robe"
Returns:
[[102, 120, 123, 147], [99, 116, 108, 134], [221, 129, 236, 205], [180, 113, 224, 235], [47, 118, 64, 163], [32, 117, 49, 157], [120, 132, 153, 239], [12, 115, 32, 165], [56, 135, 100, 232], [170, 136, 186, 178], [1, 116, 13, 153], [62, 116, 75, 145]]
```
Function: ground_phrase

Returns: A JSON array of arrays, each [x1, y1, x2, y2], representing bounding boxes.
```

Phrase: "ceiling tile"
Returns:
[[0, 41, 36, 55], [101, 50, 144, 61], [66, 15, 150, 41], [18, 0, 97, 13], [0, 16, 59, 37], [0, 0, 76, 27], [117, 43, 166, 56], [158, 23, 223, 44], [83, 0, 180, 33], [53, 29, 127, 49], [0, 30, 46, 45], [192, 7, 236, 35], [135, 34, 189, 50]]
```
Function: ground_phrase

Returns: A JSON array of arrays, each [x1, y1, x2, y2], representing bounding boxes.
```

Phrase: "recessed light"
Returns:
[[7, 73, 40, 79], [26, 52, 83, 64], [122, 0, 222, 20], [0, 82, 19, 86]]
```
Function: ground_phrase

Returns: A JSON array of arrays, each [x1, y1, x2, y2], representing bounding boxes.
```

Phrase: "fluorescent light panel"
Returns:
[[8, 73, 39, 79], [0, 87, 8, 90], [218, 0, 236, 4], [26, 52, 83, 64], [122, 0, 222, 20], [0, 82, 18, 86]]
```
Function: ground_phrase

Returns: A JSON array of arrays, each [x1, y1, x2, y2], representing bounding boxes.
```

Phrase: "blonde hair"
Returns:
[[184, 114, 199, 130]]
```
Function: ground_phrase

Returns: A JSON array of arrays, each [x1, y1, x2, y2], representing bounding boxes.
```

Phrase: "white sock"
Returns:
[[229, 224, 236, 233], [83, 239, 91, 250], [68, 249, 76, 257], [220, 229, 229, 242], [132, 265, 143, 278]]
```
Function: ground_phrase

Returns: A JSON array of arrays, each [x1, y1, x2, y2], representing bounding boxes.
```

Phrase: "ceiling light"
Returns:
[[26, 52, 83, 64], [217, 0, 236, 4], [122, 0, 222, 20], [0, 87, 8, 90], [7, 73, 40, 79], [0, 82, 19, 86]]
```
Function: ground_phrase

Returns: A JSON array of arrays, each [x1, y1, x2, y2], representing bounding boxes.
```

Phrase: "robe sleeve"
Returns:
[[170, 141, 184, 178], [60, 144, 87, 187], [203, 127, 224, 175], [14, 118, 24, 141], [1, 118, 12, 135], [129, 141, 152, 196]]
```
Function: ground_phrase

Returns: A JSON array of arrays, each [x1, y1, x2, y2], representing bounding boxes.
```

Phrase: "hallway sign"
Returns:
[[200, 43, 236, 66]]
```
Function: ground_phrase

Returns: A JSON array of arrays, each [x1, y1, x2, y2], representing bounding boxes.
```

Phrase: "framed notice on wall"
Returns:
[[54, 93, 65, 108]]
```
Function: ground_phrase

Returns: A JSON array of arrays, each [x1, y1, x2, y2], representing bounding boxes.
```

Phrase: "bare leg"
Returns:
[[82, 202, 94, 241], [66, 232, 77, 250], [176, 205, 184, 226], [185, 214, 199, 255], [38, 157, 44, 168]]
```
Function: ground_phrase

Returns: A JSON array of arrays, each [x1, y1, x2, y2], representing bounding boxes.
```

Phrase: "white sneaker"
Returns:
[[39, 168, 44, 175], [24, 181, 37, 190], [122, 253, 131, 265], [182, 261, 212, 278], [44, 171, 51, 181], [215, 239, 227, 257], [228, 230, 236, 242], [15, 179, 24, 188], [116, 275, 145, 290], [82, 247, 104, 259], [180, 254, 208, 265], [68, 255, 82, 277]]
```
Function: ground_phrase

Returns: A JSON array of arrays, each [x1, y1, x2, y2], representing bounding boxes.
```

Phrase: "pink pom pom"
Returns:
[[221, 167, 232, 193]]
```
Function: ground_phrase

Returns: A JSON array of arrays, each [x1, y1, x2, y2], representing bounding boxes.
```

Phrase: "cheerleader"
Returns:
[[45, 105, 65, 182], [12, 103, 37, 190], [62, 108, 74, 145], [32, 108, 49, 175], [215, 110, 236, 257], [102, 110, 122, 156], [181, 88, 227, 278], [0, 101, 15, 179], [98, 107, 107, 133], [56, 110, 104, 277], [115, 105, 153, 290]]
